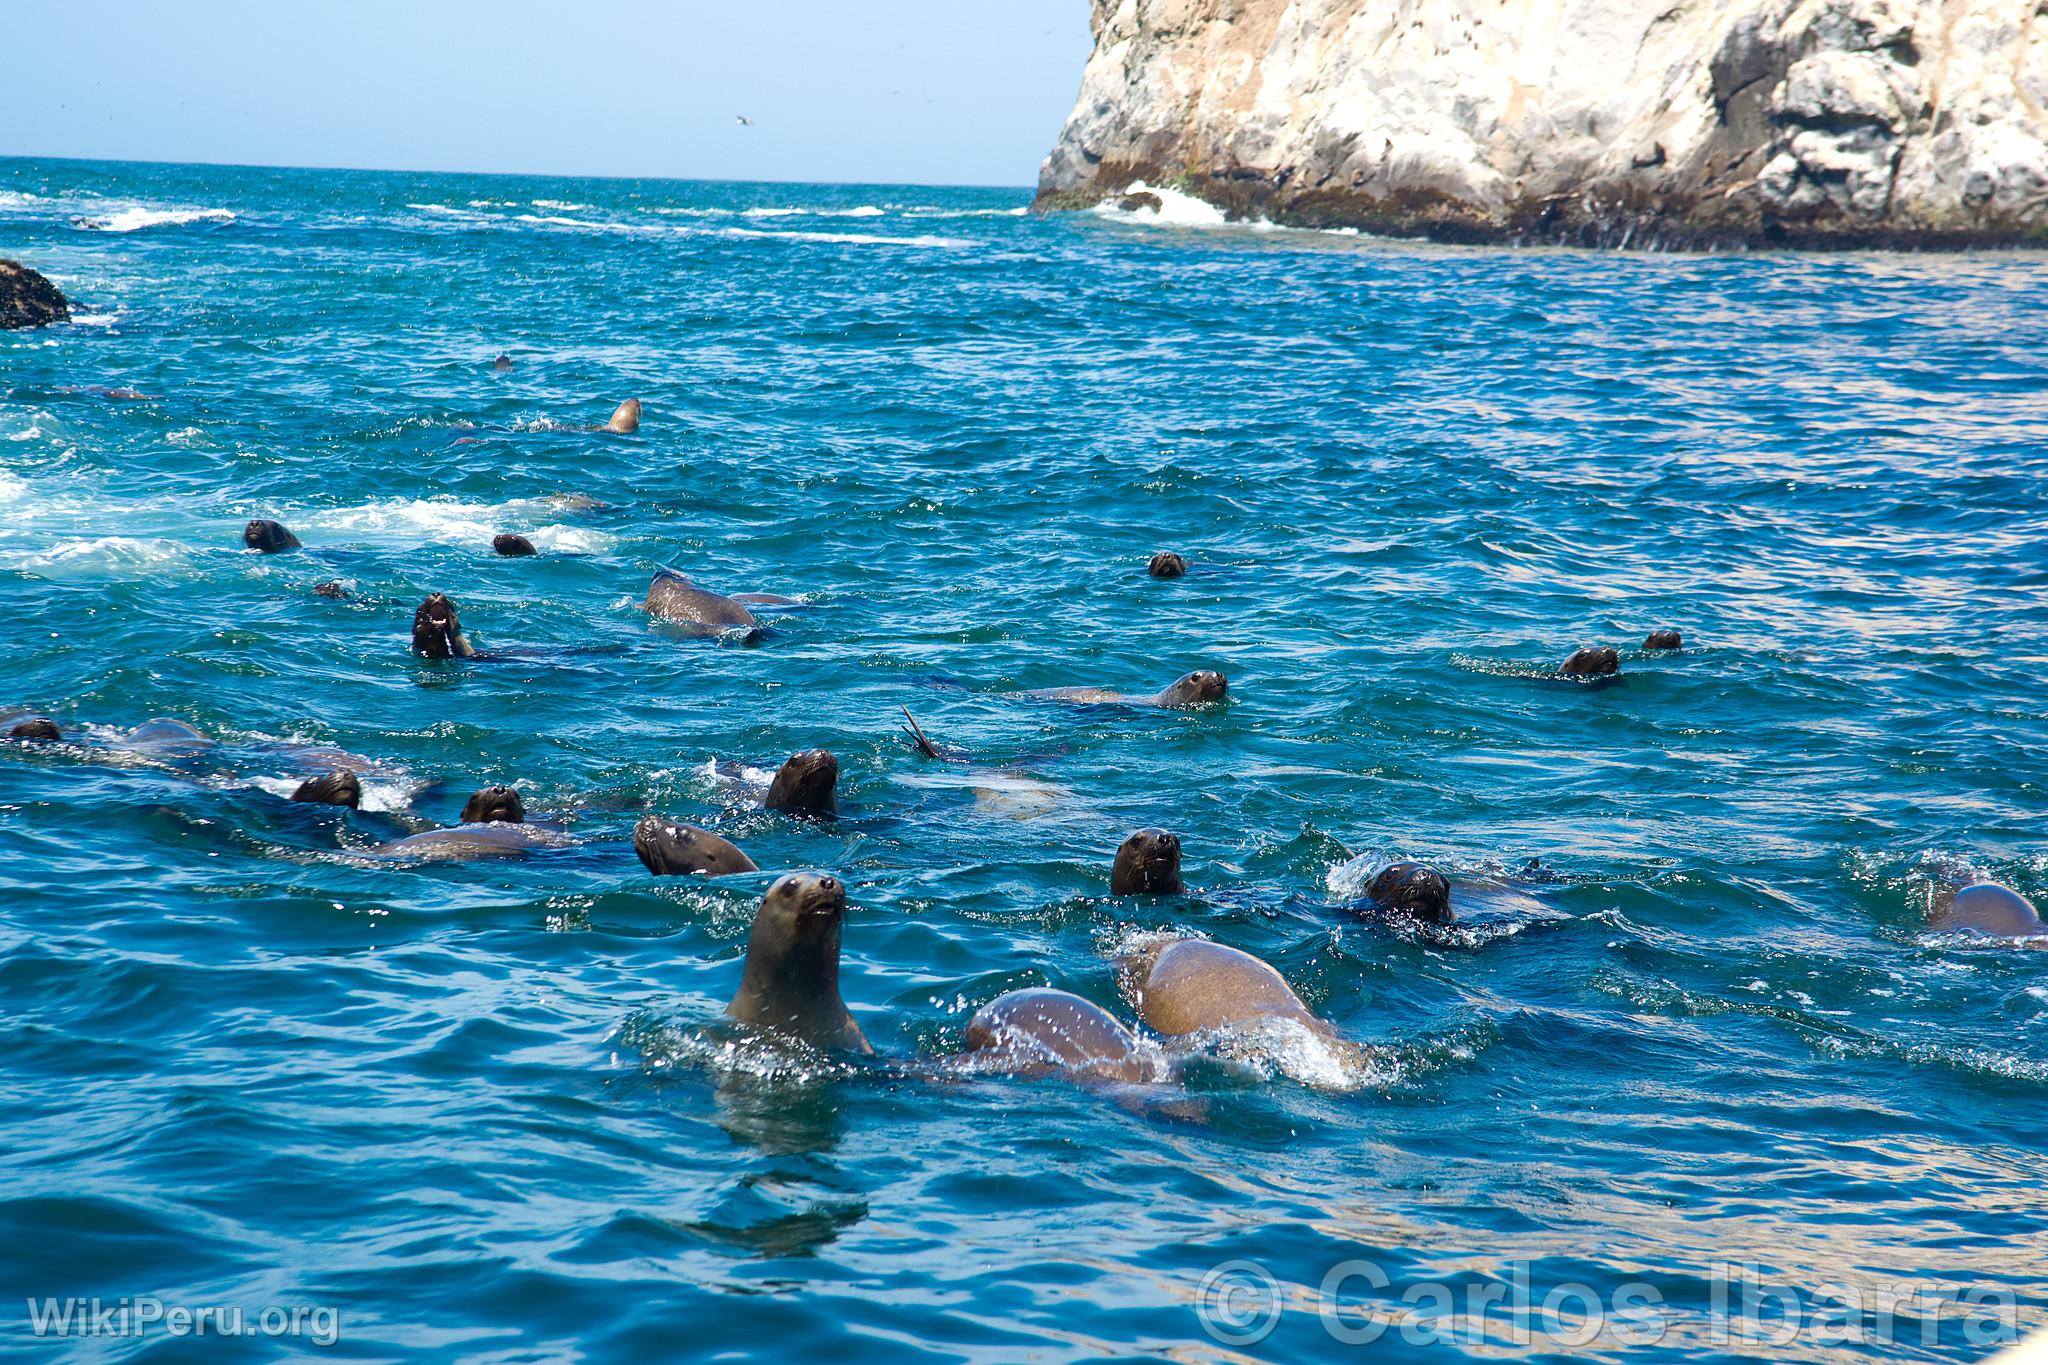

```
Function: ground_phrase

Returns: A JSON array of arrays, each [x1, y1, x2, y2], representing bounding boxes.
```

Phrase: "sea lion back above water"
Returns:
[[7, 717, 62, 742], [643, 570, 759, 636], [1933, 883, 2045, 939], [605, 399, 640, 433], [1121, 937, 1332, 1039], [1111, 828, 1183, 895], [492, 533, 537, 557], [727, 872, 871, 1054], [292, 770, 361, 809], [1032, 670, 1227, 709], [965, 988, 1153, 1082]]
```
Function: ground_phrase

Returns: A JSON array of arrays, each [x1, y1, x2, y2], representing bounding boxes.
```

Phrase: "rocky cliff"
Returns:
[[1034, 0, 2048, 247], [0, 260, 70, 329]]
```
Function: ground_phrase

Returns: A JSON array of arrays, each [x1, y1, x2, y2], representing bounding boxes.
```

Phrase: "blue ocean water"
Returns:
[[1, 155, 2045, 1362]]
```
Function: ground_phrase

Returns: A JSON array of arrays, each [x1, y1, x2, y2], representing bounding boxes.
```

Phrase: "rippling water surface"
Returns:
[[3, 157, 2046, 1362]]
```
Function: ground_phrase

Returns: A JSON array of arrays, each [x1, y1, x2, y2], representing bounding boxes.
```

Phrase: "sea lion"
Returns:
[[605, 399, 641, 434], [964, 988, 1153, 1082], [1363, 860, 1454, 923], [1031, 670, 1228, 709], [730, 592, 798, 607], [371, 785, 551, 860], [1560, 646, 1620, 676], [1643, 630, 1683, 651], [460, 785, 525, 824], [291, 770, 361, 809], [1111, 829, 1184, 895], [643, 570, 759, 637], [491, 354, 513, 371], [635, 817, 758, 876], [1120, 938, 1334, 1039], [122, 718, 216, 759], [1933, 883, 2046, 938], [726, 872, 871, 1054], [765, 749, 838, 817], [244, 519, 301, 554], [7, 717, 61, 742], [313, 581, 350, 600], [492, 533, 538, 557], [542, 493, 605, 513], [1148, 552, 1188, 579], [412, 593, 478, 659]]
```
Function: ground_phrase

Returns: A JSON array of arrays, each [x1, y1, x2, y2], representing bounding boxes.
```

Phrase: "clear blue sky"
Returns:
[[7, 1, 1092, 188]]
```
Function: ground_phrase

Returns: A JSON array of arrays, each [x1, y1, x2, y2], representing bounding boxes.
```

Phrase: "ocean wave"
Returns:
[[75, 206, 236, 233], [9, 536, 194, 577], [0, 190, 46, 210], [513, 213, 662, 236], [529, 199, 591, 211], [1091, 181, 1234, 229], [741, 205, 886, 219], [0, 470, 28, 499], [722, 226, 970, 249]]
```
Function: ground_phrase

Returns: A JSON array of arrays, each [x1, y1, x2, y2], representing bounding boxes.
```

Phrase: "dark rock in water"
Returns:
[[1117, 192, 1164, 213], [493, 533, 538, 557], [313, 581, 350, 600], [0, 260, 70, 330]]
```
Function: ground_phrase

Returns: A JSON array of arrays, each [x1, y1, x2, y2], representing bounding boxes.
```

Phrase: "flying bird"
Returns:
[[735, 115, 753, 126]]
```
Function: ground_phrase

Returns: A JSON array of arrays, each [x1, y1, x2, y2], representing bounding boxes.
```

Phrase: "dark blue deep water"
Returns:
[[2, 157, 2045, 1362]]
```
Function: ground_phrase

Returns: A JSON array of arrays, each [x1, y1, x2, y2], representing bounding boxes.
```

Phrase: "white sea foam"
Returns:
[[67, 312, 120, 327], [513, 213, 661, 236], [1092, 181, 1233, 229], [0, 191, 47, 210], [530, 199, 591, 211], [0, 470, 28, 500], [2, 427, 40, 444], [77, 206, 235, 233], [723, 226, 970, 249], [12, 536, 194, 576], [307, 496, 617, 553]]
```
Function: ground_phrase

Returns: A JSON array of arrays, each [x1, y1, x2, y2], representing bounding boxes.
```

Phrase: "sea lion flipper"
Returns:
[[901, 706, 942, 760]]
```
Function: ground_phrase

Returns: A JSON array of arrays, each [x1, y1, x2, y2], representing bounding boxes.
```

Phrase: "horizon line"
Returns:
[[0, 150, 1039, 195]]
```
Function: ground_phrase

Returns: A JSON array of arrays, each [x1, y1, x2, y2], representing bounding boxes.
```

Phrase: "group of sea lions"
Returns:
[[13, 389, 2041, 1096]]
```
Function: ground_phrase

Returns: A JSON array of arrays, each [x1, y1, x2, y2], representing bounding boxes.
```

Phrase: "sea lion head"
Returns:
[[7, 717, 61, 742], [243, 519, 301, 554], [728, 872, 869, 1052], [1560, 646, 1620, 676], [634, 816, 758, 876], [291, 769, 361, 809], [1111, 828, 1184, 895], [607, 399, 641, 434], [412, 593, 465, 659], [313, 581, 349, 600], [491, 354, 513, 371], [1148, 551, 1188, 579], [1644, 629, 1683, 651], [460, 785, 525, 824], [765, 748, 838, 816], [1160, 670, 1228, 706], [492, 533, 538, 557], [1366, 860, 1453, 923]]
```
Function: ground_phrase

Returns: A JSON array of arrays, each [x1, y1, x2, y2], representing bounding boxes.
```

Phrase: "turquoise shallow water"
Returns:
[[2, 156, 2046, 1362]]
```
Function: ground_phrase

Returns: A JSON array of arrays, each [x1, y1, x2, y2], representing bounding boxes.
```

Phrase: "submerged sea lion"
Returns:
[[1933, 883, 2046, 939], [605, 399, 641, 434], [1148, 552, 1187, 579], [726, 872, 871, 1054], [1030, 670, 1228, 709], [292, 769, 361, 808], [964, 988, 1153, 1082], [1644, 629, 1683, 651], [122, 718, 216, 759], [1560, 646, 1620, 676], [635, 817, 758, 876], [1362, 860, 1454, 923], [313, 581, 350, 600], [413, 593, 477, 659], [765, 749, 838, 817], [7, 717, 61, 742], [1111, 829, 1184, 895], [372, 785, 551, 860], [493, 533, 538, 557], [1121, 938, 1335, 1039], [643, 570, 759, 637], [244, 519, 301, 554]]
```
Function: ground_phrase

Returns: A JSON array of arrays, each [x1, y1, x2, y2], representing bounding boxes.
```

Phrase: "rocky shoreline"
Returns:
[[1034, 0, 2048, 251], [0, 259, 70, 328]]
